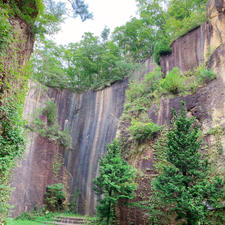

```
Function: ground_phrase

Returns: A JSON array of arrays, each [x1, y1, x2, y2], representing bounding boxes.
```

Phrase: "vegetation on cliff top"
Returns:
[[32, 36, 137, 92], [32, 0, 209, 91]]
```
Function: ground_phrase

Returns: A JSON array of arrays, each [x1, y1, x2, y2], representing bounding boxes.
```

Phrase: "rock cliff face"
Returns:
[[0, 6, 36, 220], [10, 0, 225, 222], [158, 0, 225, 130], [160, 0, 225, 75], [10, 59, 156, 217], [119, 0, 225, 224]]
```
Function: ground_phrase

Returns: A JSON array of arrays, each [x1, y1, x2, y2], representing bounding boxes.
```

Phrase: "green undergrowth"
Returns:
[[0, 56, 32, 221], [123, 65, 217, 119], [129, 119, 161, 144], [6, 211, 87, 225], [44, 183, 65, 212], [27, 101, 72, 149], [6, 219, 46, 225], [119, 63, 217, 159], [153, 39, 172, 65]]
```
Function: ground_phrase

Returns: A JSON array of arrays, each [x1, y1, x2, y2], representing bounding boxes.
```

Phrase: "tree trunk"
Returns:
[[107, 190, 112, 225]]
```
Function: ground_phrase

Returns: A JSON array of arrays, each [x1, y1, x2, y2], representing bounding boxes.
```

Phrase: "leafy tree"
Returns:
[[125, 0, 208, 63], [153, 103, 224, 225], [32, 40, 71, 89], [165, 0, 208, 41], [112, 0, 166, 62], [0, 0, 92, 38], [93, 141, 137, 225], [101, 26, 110, 42], [66, 0, 93, 21], [33, 34, 136, 91], [36, 0, 92, 37]]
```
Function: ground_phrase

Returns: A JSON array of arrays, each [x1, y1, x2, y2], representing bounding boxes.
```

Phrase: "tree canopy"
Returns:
[[112, 0, 208, 63], [153, 104, 224, 225], [31, 0, 210, 90], [32, 33, 136, 91], [93, 141, 137, 225]]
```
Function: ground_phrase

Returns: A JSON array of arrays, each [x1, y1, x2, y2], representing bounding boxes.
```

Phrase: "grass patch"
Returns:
[[7, 212, 87, 225], [130, 119, 161, 144], [6, 218, 53, 225], [160, 67, 184, 94]]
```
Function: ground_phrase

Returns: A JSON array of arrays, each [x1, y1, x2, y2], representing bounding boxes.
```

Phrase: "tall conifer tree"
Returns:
[[93, 141, 137, 225], [153, 103, 224, 225]]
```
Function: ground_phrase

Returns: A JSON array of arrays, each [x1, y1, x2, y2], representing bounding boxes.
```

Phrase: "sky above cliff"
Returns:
[[53, 0, 137, 44]]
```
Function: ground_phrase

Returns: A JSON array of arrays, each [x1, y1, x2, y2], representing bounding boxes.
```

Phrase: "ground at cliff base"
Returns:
[[6, 212, 88, 225]]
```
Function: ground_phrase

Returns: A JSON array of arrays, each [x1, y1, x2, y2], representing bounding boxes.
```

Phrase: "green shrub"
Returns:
[[143, 67, 162, 94], [199, 68, 217, 83], [126, 81, 144, 102], [126, 67, 162, 104], [58, 128, 72, 149], [44, 101, 57, 126], [16, 212, 35, 220], [160, 67, 184, 94], [153, 40, 172, 65], [44, 183, 65, 212], [29, 101, 72, 149], [0, 9, 13, 53], [129, 120, 161, 144]]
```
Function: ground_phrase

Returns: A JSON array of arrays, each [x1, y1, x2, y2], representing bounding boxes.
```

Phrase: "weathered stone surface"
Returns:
[[10, 0, 225, 222], [160, 25, 206, 74], [10, 83, 62, 217], [9, 17, 35, 65], [10, 58, 156, 217], [160, 0, 225, 75], [119, 1, 225, 224], [51, 79, 129, 215], [3, 12, 36, 218]]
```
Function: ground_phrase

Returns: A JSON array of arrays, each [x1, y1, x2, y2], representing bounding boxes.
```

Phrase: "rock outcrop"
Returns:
[[119, 0, 225, 224], [160, 0, 225, 75], [10, 59, 156, 217], [0, 3, 36, 221], [10, 0, 225, 223]]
